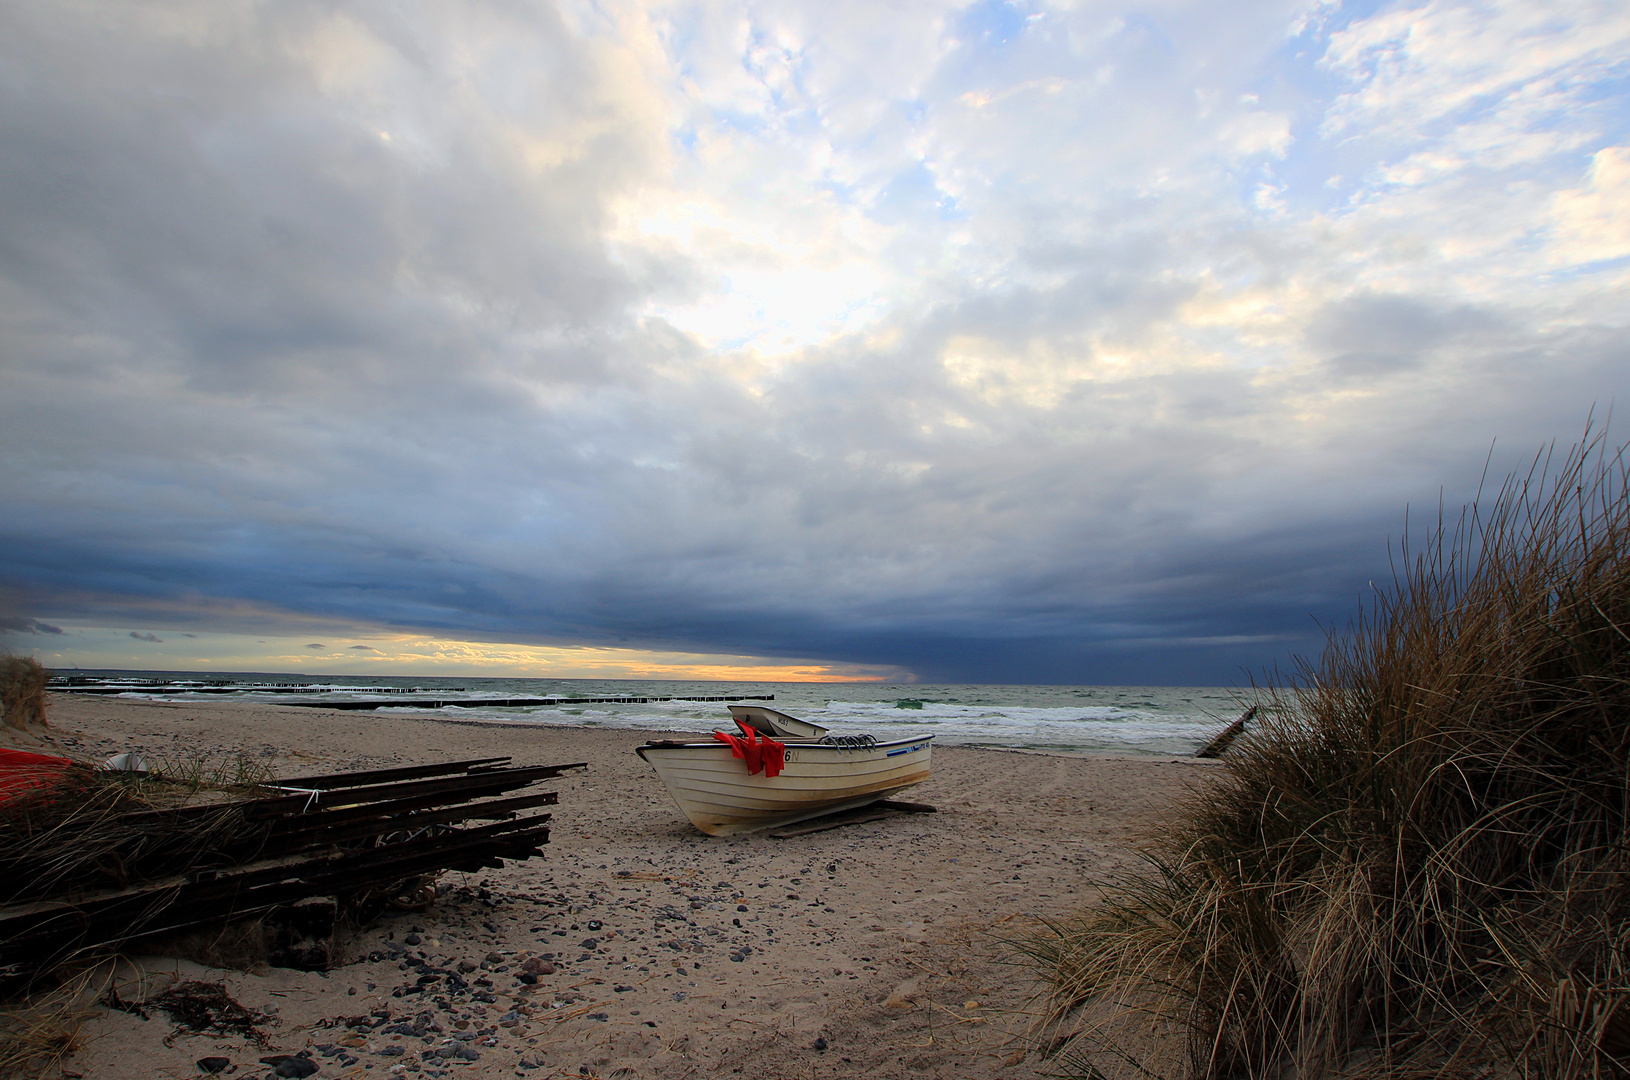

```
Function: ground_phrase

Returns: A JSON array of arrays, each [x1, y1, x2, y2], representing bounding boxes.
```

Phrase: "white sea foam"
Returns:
[[67, 672, 1248, 755]]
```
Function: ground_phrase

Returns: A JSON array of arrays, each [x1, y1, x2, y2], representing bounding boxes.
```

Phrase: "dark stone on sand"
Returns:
[[197, 1058, 231, 1075], [259, 1055, 318, 1078], [404, 933, 422, 945], [813, 1037, 828, 1051], [579, 938, 599, 950], [517, 973, 538, 984]]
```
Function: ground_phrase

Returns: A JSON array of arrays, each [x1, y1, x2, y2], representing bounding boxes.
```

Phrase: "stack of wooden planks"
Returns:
[[0, 757, 583, 981]]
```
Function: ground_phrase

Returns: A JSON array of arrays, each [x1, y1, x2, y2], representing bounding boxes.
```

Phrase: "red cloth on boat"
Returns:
[[0, 748, 77, 805], [712, 720, 786, 778]]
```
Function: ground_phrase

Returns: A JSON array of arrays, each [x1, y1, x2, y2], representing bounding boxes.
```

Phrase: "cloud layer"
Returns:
[[2, 0, 1627, 682]]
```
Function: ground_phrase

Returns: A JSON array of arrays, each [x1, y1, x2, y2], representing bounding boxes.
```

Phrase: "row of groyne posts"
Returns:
[[50, 682, 776, 711], [294, 694, 776, 711]]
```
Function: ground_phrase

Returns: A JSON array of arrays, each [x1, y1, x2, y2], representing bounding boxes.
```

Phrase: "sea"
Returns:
[[52, 671, 1251, 757]]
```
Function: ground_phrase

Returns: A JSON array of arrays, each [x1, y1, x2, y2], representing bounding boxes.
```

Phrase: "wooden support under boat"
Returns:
[[767, 799, 937, 838]]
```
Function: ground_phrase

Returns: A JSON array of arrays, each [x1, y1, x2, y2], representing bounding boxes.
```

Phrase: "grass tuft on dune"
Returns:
[[1028, 429, 1630, 1079], [0, 656, 48, 732]]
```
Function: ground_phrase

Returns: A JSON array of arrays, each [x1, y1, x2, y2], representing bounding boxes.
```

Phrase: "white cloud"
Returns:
[[1549, 146, 1630, 267]]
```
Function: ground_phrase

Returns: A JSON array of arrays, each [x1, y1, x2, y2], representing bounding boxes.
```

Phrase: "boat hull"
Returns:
[[636, 737, 932, 836]]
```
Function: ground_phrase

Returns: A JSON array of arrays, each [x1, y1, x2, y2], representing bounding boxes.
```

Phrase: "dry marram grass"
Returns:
[[0, 966, 107, 1080], [0, 656, 47, 732], [0, 755, 277, 907], [1027, 430, 1630, 1079]]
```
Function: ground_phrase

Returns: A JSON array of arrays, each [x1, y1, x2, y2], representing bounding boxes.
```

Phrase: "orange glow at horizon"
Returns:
[[26, 626, 909, 683]]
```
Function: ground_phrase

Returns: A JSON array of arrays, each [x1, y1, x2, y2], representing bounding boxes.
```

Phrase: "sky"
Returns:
[[2, 0, 1628, 684]]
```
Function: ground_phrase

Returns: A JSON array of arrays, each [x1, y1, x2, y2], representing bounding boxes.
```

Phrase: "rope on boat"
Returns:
[[818, 733, 876, 747]]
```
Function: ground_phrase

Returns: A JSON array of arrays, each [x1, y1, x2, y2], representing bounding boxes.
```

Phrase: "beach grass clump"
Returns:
[[0, 753, 277, 907], [1028, 432, 1630, 1079], [0, 986, 89, 1080], [0, 656, 48, 732]]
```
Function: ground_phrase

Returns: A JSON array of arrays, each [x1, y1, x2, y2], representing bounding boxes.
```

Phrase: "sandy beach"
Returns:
[[26, 693, 1215, 1080]]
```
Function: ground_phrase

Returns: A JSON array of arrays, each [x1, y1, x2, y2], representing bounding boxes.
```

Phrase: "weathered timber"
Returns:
[[117, 761, 586, 826], [0, 757, 583, 979], [242, 791, 561, 859], [768, 800, 938, 838], [1, 764, 584, 906], [263, 790, 559, 842], [0, 815, 556, 965], [153, 790, 565, 873], [274, 757, 513, 789]]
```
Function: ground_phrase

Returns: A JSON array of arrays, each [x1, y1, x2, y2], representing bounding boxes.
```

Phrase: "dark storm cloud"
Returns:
[[0, 617, 63, 635], [0, 0, 1626, 682]]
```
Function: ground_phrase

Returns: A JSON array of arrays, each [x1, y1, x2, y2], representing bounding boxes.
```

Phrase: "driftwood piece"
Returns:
[[1196, 706, 1258, 759]]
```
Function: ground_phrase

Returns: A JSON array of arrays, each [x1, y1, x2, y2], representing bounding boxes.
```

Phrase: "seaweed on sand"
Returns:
[[1025, 429, 1630, 1080], [104, 979, 273, 1047]]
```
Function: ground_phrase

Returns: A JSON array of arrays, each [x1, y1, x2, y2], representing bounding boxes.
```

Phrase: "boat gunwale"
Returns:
[[635, 733, 933, 761]]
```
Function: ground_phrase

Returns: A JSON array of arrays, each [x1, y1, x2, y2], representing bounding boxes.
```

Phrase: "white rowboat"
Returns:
[[727, 704, 830, 739], [636, 727, 932, 837]]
